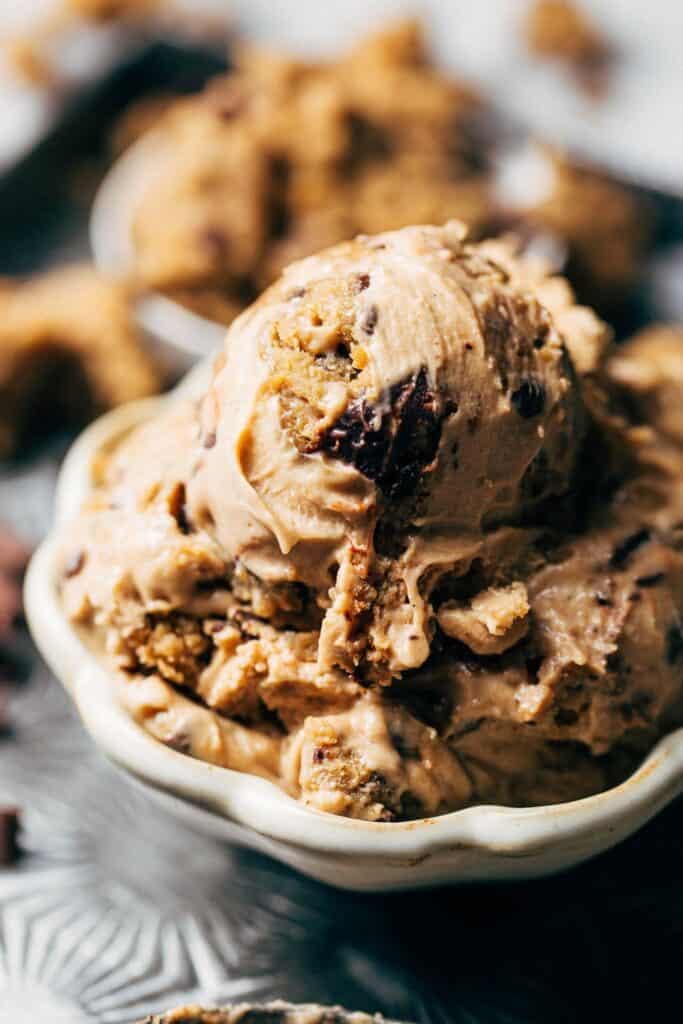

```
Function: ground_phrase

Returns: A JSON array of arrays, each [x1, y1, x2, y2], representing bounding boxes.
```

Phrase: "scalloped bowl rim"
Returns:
[[24, 371, 683, 870]]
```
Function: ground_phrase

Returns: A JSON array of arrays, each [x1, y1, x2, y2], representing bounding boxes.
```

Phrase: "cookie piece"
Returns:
[[0, 266, 160, 457]]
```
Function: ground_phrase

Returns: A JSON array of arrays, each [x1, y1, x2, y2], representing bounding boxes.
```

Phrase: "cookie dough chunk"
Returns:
[[0, 266, 160, 457], [525, 0, 609, 67]]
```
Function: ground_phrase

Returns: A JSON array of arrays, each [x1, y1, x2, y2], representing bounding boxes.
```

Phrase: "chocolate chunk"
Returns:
[[0, 806, 20, 865], [511, 377, 546, 419], [64, 550, 85, 578], [318, 367, 443, 499], [636, 572, 665, 588], [667, 623, 683, 664], [361, 304, 378, 335], [203, 430, 216, 450], [609, 528, 651, 570]]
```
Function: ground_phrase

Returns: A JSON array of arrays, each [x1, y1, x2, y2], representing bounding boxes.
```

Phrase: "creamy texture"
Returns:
[[58, 224, 683, 821]]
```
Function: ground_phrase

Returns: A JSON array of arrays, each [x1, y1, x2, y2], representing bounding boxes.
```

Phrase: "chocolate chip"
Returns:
[[64, 550, 85, 578], [0, 806, 20, 865], [203, 431, 216, 450], [201, 226, 230, 260], [318, 367, 443, 499], [361, 304, 378, 335], [609, 529, 651, 570], [636, 572, 665, 588], [166, 730, 191, 755], [511, 377, 545, 419], [312, 747, 326, 764], [595, 591, 612, 607], [667, 623, 683, 664], [168, 483, 191, 535], [356, 273, 370, 292]]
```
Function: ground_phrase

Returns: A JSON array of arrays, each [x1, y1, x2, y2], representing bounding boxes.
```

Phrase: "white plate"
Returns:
[[24, 367, 683, 890]]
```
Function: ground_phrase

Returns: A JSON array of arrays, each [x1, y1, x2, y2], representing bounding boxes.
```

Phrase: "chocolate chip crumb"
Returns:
[[636, 572, 665, 588], [203, 431, 217, 450], [361, 304, 378, 335], [312, 747, 326, 764], [356, 273, 370, 292], [286, 286, 306, 301], [64, 550, 85, 578], [667, 623, 683, 664], [511, 377, 546, 419], [609, 528, 651, 570], [595, 591, 612, 607]]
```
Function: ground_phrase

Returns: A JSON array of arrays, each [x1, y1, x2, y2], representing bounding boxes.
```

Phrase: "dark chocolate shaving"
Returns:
[[609, 528, 651, 570], [318, 367, 443, 499], [511, 377, 546, 419]]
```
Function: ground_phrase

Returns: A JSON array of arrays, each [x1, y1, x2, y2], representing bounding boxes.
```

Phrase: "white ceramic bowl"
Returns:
[[90, 133, 226, 375], [25, 368, 683, 891]]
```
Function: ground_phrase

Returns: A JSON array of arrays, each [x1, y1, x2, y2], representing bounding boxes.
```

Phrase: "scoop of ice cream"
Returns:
[[58, 221, 683, 824], [188, 222, 598, 678]]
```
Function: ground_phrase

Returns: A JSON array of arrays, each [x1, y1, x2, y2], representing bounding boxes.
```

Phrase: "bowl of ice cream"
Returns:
[[26, 221, 683, 890]]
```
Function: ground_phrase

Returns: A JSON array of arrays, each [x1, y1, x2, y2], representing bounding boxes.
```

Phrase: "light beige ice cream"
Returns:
[[57, 223, 683, 821]]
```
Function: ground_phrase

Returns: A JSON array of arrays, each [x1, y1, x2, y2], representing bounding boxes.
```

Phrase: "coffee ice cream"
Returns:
[[58, 223, 683, 821]]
